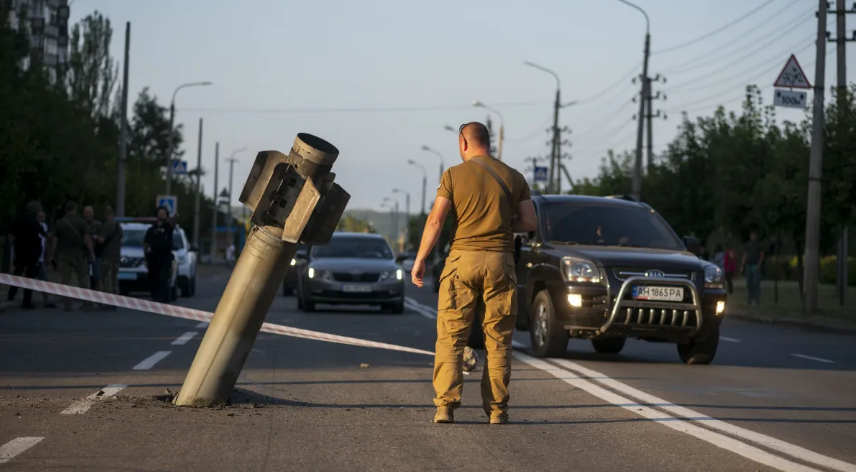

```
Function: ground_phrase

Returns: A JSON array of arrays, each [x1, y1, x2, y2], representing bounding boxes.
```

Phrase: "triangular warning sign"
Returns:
[[773, 54, 811, 89]]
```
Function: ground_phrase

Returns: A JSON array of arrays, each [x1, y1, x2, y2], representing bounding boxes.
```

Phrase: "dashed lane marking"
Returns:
[[133, 351, 172, 370], [0, 437, 43, 464], [791, 353, 834, 364], [60, 385, 126, 415], [171, 331, 198, 346], [195, 321, 209, 329], [720, 336, 742, 343]]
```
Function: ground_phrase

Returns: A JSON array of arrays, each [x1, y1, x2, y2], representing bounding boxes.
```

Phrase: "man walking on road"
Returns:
[[411, 122, 538, 425], [96, 206, 123, 309], [144, 207, 176, 303], [52, 201, 95, 311]]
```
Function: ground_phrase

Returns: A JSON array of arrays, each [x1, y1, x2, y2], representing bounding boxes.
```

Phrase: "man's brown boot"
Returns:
[[489, 412, 508, 424], [433, 406, 454, 423]]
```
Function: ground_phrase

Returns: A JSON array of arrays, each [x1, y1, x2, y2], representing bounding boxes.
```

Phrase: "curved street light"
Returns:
[[472, 101, 505, 161], [408, 159, 428, 217], [421, 145, 445, 182], [615, 0, 651, 200], [165, 81, 213, 195]]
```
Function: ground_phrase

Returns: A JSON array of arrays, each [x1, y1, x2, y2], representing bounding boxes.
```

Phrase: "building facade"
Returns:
[[7, 0, 70, 78]]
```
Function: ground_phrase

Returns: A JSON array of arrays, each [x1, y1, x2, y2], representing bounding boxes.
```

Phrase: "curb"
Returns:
[[728, 311, 856, 335]]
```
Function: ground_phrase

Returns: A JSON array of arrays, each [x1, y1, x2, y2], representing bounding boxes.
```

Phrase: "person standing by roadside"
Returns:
[[35, 209, 54, 307], [410, 122, 538, 425], [144, 206, 176, 303], [723, 246, 736, 295], [83, 205, 102, 292], [740, 230, 764, 306], [52, 201, 95, 312], [96, 206, 123, 309], [6, 201, 46, 309]]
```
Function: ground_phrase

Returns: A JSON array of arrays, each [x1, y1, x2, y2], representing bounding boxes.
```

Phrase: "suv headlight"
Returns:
[[561, 257, 601, 283], [307, 268, 334, 281], [704, 265, 725, 289], [379, 269, 404, 282]]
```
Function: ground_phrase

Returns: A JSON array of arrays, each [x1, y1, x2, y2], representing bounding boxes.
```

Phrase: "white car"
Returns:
[[117, 219, 197, 299]]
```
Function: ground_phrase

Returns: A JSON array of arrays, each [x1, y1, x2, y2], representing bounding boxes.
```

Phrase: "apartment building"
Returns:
[[7, 0, 70, 76]]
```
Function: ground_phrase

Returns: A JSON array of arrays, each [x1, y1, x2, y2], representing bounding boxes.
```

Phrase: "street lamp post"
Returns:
[[421, 145, 445, 184], [165, 81, 212, 196], [393, 189, 410, 250], [224, 147, 246, 251], [472, 101, 505, 161], [407, 159, 427, 217], [616, 0, 651, 201]]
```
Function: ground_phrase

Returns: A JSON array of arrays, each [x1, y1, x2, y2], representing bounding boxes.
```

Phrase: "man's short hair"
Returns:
[[65, 201, 77, 213], [104, 206, 114, 215], [460, 122, 491, 149]]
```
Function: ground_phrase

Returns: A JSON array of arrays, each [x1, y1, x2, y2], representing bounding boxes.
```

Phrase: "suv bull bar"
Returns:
[[597, 276, 703, 337]]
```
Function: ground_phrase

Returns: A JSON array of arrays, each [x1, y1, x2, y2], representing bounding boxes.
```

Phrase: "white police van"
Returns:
[[117, 218, 197, 300]]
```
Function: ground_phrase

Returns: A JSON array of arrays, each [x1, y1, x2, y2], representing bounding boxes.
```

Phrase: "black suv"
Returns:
[[433, 193, 727, 365]]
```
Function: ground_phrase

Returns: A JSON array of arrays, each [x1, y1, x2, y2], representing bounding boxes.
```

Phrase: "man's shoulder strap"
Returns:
[[471, 156, 515, 214]]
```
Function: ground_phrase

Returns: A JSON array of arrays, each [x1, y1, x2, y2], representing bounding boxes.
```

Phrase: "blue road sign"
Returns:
[[156, 195, 178, 216], [172, 160, 188, 175], [534, 166, 548, 182]]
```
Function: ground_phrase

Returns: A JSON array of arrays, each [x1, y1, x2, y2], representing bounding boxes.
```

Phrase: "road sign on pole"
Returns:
[[773, 89, 808, 109], [534, 166, 548, 182], [172, 160, 188, 175], [156, 195, 178, 216], [773, 54, 811, 89]]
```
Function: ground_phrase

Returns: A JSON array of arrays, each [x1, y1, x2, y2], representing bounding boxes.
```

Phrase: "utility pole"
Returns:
[[116, 21, 130, 217], [192, 118, 203, 248], [226, 157, 238, 250], [551, 88, 560, 193], [831, 0, 853, 306], [804, 0, 828, 314], [210, 142, 219, 264], [632, 33, 651, 201], [393, 189, 410, 250], [645, 76, 667, 170]]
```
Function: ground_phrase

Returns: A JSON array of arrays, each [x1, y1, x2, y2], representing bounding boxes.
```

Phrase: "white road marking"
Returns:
[[407, 297, 855, 472], [133, 351, 172, 370], [171, 331, 198, 346], [791, 353, 834, 364], [0, 437, 44, 464], [60, 385, 126, 415], [551, 358, 856, 472], [720, 336, 742, 343], [515, 353, 821, 472], [404, 297, 436, 319], [195, 321, 209, 328]]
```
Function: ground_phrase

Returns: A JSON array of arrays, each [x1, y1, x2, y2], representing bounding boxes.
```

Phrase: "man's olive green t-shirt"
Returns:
[[99, 220, 124, 259], [55, 215, 90, 256], [437, 156, 531, 253]]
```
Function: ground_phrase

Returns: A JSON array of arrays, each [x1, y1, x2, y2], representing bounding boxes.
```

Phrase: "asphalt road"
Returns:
[[1, 268, 855, 471]]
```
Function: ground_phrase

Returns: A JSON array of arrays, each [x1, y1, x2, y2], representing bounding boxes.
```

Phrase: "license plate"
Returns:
[[118, 272, 136, 281], [632, 286, 683, 302], [342, 284, 372, 293]]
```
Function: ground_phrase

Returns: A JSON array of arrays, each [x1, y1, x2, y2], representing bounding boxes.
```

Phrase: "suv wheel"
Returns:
[[592, 337, 626, 354], [384, 300, 405, 314], [677, 328, 719, 365], [529, 290, 569, 358], [189, 276, 196, 297]]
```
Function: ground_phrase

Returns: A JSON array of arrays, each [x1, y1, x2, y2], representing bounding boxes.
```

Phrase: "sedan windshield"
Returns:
[[312, 237, 393, 259], [543, 202, 683, 250]]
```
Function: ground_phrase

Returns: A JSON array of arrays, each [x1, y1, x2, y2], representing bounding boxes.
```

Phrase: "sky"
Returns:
[[68, 0, 850, 213]]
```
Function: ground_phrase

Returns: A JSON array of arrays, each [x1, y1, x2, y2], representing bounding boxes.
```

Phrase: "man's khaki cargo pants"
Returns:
[[433, 249, 517, 418]]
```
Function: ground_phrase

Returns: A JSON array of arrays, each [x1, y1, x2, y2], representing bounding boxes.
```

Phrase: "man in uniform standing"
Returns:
[[144, 206, 176, 303], [96, 206, 123, 309], [83, 205, 102, 292], [6, 201, 47, 309], [52, 201, 95, 311], [411, 122, 537, 425]]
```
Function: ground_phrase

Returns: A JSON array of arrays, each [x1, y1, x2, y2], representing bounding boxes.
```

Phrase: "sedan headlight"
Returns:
[[307, 268, 332, 280], [561, 257, 601, 283], [379, 269, 404, 282], [704, 265, 725, 289]]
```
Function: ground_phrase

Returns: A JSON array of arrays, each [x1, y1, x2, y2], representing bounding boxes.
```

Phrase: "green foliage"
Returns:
[[820, 256, 856, 286]]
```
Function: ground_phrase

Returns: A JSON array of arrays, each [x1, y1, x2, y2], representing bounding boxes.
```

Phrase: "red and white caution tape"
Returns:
[[0, 273, 434, 357]]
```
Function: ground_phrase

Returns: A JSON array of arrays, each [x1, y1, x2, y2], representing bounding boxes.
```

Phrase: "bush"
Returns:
[[820, 256, 856, 286]]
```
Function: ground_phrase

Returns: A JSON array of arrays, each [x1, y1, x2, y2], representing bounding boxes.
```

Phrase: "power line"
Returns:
[[665, 33, 815, 94], [660, 1, 810, 74], [506, 116, 553, 142], [653, 0, 777, 55], [573, 99, 635, 138], [177, 100, 550, 114], [575, 62, 642, 105], [573, 117, 635, 153]]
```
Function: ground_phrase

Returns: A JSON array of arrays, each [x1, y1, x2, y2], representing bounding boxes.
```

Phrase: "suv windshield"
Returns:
[[543, 202, 682, 250], [312, 237, 393, 259], [121, 227, 183, 250]]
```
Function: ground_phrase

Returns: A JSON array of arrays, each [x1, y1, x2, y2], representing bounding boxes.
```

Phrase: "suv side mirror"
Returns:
[[683, 236, 702, 256]]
